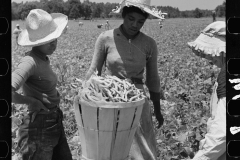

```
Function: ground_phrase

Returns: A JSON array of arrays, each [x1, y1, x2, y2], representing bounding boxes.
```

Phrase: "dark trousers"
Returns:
[[16, 108, 72, 160], [213, 15, 216, 22]]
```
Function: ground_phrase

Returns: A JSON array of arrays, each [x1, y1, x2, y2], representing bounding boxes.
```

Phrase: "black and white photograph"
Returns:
[[1, 0, 235, 160]]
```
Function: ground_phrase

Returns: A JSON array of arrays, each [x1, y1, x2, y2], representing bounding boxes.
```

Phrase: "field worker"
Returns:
[[159, 21, 163, 29], [188, 21, 226, 160], [12, 9, 72, 160], [13, 24, 22, 50], [97, 24, 103, 28], [212, 10, 216, 22], [105, 20, 111, 30], [79, 21, 83, 27], [158, 14, 166, 29], [81, 0, 166, 159]]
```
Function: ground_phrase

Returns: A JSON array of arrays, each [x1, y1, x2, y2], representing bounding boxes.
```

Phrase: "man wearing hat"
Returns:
[[13, 24, 22, 50], [188, 21, 226, 160], [12, 9, 72, 160], [82, 0, 166, 159]]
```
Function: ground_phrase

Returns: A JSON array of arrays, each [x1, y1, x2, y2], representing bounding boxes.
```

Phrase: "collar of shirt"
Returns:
[[31, 48, 49, 62]]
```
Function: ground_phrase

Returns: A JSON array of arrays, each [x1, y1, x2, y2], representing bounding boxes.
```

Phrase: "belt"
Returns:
[[27, 105, 62, 123], [37, 105, 60, 114], [127, 78, 144, 85]]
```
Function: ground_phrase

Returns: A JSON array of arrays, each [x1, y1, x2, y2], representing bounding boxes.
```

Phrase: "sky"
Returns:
[[12, 0, 225, 11]]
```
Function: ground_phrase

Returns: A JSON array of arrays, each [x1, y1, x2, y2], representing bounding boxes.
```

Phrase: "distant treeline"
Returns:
[[12, 0, 225, 20]]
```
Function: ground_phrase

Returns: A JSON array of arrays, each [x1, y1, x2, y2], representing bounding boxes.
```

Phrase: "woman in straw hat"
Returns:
[[82, 0, 166, 159], [188, 21, 226, 160], [12, 9, 72, 160]]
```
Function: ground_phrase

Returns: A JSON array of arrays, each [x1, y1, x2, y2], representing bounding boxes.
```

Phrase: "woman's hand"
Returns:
[[12, 88, 50, 122], [153, 101, 164, 128], [28, 98, 50, 122], [149, 91, 164, 128]]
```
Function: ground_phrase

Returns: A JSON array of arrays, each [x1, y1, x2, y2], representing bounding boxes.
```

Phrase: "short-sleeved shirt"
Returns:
[[12, 50, 60, 109], [88, 26, 160, 93]]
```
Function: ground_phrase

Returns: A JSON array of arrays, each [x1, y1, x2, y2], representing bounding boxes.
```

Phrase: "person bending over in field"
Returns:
[[13, 24, 22, 50], [105, 20, 111, 30], [12, 9, 72, 160], [188, 21, 226, 160], [77, 0, 166, 159]]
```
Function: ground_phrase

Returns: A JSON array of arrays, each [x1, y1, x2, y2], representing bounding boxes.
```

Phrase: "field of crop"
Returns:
[[12, 17, 224, 160]]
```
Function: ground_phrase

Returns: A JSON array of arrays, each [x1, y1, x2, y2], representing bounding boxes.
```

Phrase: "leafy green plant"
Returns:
[[11, 18, 224, 160]]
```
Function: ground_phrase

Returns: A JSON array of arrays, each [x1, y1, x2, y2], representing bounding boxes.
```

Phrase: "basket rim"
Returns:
[[79, 97, 145, 108]]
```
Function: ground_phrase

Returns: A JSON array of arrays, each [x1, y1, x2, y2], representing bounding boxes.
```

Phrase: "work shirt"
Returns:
[[12, 50, 60, 109], [88, 26, 160, 93]]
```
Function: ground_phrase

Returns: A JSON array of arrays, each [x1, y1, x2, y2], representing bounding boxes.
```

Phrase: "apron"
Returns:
[[193, 82, 226, 160], [129, 84, 158, 160]]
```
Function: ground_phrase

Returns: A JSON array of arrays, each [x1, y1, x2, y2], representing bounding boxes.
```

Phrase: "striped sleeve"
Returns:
[[12, 56, 36, 91]]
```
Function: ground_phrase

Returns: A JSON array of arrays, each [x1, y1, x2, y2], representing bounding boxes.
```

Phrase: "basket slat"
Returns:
[[123, 103, 144, 157], [74, 101, 88, 156], [98, 108, 115, 159], [81, 104, 99, 159], [76, 97, 145, 160], [112, 107, 137, 159]]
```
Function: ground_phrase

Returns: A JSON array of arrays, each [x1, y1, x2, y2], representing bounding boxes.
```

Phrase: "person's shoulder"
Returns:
[[100, 29, 114, 37], [140, 32, 156, 44], [20, 51, 36, 64], [98, 29, 114, 41]]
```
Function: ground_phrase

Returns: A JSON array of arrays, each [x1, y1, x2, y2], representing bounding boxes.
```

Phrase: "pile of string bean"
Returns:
[[80, 73, 145, 103]]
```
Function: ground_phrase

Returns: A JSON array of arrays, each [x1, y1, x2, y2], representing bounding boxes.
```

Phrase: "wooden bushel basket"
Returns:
[[74, 96, 145, 160]]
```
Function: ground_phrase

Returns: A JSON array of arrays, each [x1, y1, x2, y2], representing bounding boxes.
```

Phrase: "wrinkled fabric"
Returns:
[[86, 27, 161, 93], [192, 82, 226, 160], [15, 108, 72, 160], [129, 84, 158, 160], [85, 26, 160, 159], [216, 64, 226, 99], [12, 50, 60, 109]]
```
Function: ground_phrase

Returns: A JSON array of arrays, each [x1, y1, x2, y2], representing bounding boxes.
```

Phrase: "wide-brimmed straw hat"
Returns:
[[111, 0, 167, 19], [18, 9, 68, 47], [187, 21, 226, 61]]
